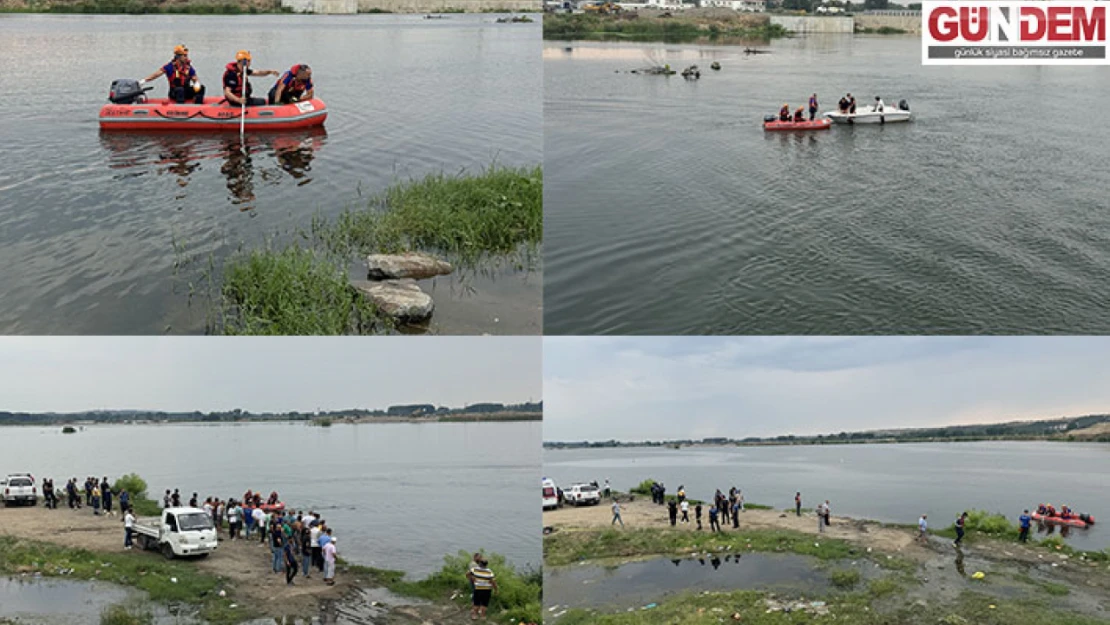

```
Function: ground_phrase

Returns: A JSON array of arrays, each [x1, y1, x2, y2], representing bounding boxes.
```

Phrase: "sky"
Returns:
[[544, 337, 1110, 441], [0, 337, 541, 413]]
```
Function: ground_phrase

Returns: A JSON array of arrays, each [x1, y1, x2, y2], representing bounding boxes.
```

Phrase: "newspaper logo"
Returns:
[[922, 1, 1108, 65]]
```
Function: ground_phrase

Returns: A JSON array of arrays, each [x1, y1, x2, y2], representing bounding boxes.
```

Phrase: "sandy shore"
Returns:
[[0, 504, 470, 623]]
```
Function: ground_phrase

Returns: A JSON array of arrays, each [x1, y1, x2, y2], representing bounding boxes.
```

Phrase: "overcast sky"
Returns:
[[544, 337, 1110, 441], [0, 337, 541, 413]]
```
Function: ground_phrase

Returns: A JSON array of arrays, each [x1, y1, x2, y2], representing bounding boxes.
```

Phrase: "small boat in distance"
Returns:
[[826, 99, 913, 125], [763, 116, 832, 132]]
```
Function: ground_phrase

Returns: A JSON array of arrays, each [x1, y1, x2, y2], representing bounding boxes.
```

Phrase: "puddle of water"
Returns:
[[0, 576, 132, 624], [545, 552, 874, 612]]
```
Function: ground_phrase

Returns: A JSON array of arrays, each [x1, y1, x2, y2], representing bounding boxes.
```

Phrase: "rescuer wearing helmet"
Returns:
[[779, 103, 790, 122], [141, 44, 205, 104], [222, 50, 278, 107]]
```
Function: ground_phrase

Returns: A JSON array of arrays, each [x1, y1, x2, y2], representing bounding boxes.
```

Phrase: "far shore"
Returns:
[[0, 412, 541, 427]]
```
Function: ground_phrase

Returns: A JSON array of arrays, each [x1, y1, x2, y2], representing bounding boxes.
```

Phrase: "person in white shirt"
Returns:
[[124, 509, 135, 549], [874, 96, 885, 113], [917, 515, 928, 543], [310, 523, 323, 571], [679, 500, 690, 524], [322, 535, 337, 585]]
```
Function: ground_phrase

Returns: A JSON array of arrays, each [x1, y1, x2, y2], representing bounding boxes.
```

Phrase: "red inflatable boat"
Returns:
[[763, 118, 831, 132], [100, 97, 327, 132], [1033, 512, 1095, 528]]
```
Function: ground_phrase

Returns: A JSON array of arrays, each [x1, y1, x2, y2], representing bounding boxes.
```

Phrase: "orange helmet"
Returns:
[[174, 44, 188, 56], [236, 50, 252, 62]]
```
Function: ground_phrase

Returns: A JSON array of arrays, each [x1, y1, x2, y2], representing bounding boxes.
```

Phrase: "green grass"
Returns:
[[867, 576, 903, 597], [100, 603, 153, 625], [215, 244, 381, 336], [543, 13, 790, 43], [316, 165, 543, 263], [829, 568, 860, 588], [544, 527, 911, 570], [552, 589, 1102, 625], [342, 551, 540, 624], [0, 535, 238, 625]]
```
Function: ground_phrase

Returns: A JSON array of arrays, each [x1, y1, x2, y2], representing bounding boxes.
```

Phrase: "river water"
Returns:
[[544, 36, 1110, 334], [0, 15, 541, 335], [544, 442, 1110, 550], [1, 421, 541, 577]]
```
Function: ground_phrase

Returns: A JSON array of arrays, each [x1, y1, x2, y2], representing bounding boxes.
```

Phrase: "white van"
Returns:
[[3, 474, 37, 506], [542, 477, 561, 510]]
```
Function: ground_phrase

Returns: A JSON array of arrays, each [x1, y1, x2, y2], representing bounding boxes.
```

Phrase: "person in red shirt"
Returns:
[[142, 44, 205, 104]]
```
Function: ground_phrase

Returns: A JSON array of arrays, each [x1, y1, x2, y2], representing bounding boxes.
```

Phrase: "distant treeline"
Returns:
[[545, 414, 1110, 448], [2, 0, 289, 14], [0, 401, 542, 425]]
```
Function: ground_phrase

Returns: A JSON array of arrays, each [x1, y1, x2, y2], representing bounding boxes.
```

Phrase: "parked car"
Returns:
[[564, 483, 601, 506], [3, 473, 37, 506]]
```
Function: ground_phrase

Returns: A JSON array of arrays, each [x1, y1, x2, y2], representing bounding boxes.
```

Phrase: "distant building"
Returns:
[[698, 0, 765, 10]]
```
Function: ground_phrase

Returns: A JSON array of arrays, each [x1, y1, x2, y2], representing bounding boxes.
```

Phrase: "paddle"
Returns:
[[239, 62, 246, 140]]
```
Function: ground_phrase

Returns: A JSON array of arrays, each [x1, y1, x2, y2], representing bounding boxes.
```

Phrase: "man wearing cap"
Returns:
[[142, 45, 205, 104], [269, 64, 314, 105], [223, 50, 278, 107]]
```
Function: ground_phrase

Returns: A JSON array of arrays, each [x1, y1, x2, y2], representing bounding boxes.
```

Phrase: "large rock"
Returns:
[[353, 279, 434, 322], [366, 253, 452, 281]]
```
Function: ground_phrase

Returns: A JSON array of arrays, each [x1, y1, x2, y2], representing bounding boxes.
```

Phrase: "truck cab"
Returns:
[[3, 474, 37, 506], [133, 507, 217, 559]]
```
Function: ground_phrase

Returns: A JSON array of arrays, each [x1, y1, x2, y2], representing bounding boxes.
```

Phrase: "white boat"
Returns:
[[825, 100, 913, 125]]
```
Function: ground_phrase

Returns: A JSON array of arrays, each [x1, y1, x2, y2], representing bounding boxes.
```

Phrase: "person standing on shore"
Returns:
[[171, 489, 181, 508], [823, 501, 832, 527], [738, 490, 745, 513], [85, 478, 93, 507], [119, 489, 130, 517], [322, 532, 337, 586], [467, 557, 496, 619], [731, 497, 740, 529], [191, 493, 199, 508], [611, 499, 624, 527], [695, 503, 703, 530], [680, 499, 690, 524], [817, 503, 825, 533], [795, 492, 802, 517], [124, 508, 135, 549], [1018, 510, 1032, 543], [163, 489, 171, 509], [917, 514, 928, 543], [270, 522, 285, 573], [318, 523, 333, 574], [101, 478, 113, 517], [259, 508, 270, 544], [954, 512, 968, 547], [227, 501, 241, 539], [91, 483, 101, 516], [300, 523, 313, 578], [708, 504, 720, 532], [668, 499, 678, 526], [310, 520, 324, 569], [283, 534, 299, 585], [604, 478, 611, 500]]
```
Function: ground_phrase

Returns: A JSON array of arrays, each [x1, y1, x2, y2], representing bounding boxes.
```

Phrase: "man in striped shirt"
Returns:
[[467, 558, 498, 620]]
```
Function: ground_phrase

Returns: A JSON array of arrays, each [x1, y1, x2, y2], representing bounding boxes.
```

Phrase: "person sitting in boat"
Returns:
[[1046, 504, 1057, 517], [222, 50, 278, 107], [838, 94, 849, 113], [267, 491, 280, 506], [1037, 504, 1048, 515], [874, 96, 885, 113], [268, 64, 314, 105], [779, 104, 791, 122], [1060, 506, 1073, 520], [141, 44, 205, 105], [793, 106, 805, 123], [848, 94, 857, 114]]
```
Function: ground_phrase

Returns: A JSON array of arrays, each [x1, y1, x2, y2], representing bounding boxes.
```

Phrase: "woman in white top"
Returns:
[[124, 509, 135, 549]]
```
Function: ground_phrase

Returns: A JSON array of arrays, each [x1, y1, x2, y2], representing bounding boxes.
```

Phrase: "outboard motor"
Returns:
[[1080, 513, 1094, 524], [898, 99, 910, 111], [763, 114, 777, 123], [108, 79, 150, 104]]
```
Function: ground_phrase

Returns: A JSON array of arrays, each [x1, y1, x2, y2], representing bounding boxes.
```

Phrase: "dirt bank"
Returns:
[[0, 504, 471, 624]]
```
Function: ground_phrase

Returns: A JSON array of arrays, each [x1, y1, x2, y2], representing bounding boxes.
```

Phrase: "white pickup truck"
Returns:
[[2, 474, 37, 506], [132, 507, 218, 559]]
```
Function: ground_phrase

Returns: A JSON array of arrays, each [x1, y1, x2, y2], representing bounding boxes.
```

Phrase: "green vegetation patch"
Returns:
[[552, 589, 1104, 625], [317, 165, 543, 262], [343, 551, 540, 625], [0, 536, 237, 625], [543, 13, 789, 43], [544, 527, 909, 570], [829, 567, 860, 588], [100, 603, 153, 625], [216, 244, 381, 336], [113, 473, 161, 516]]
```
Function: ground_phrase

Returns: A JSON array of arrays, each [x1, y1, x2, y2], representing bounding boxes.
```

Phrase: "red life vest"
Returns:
[[223, 62, 251, 98], [167, 60, 193, 89], [282, 64, 310, 97]]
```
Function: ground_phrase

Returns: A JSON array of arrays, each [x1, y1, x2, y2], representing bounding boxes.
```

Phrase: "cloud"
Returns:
[[544, 337, 1110, 441]]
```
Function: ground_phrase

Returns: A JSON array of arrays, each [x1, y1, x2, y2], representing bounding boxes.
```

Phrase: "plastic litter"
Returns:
[[642, 603, 657, 609], [971, 571, 985, 580]]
